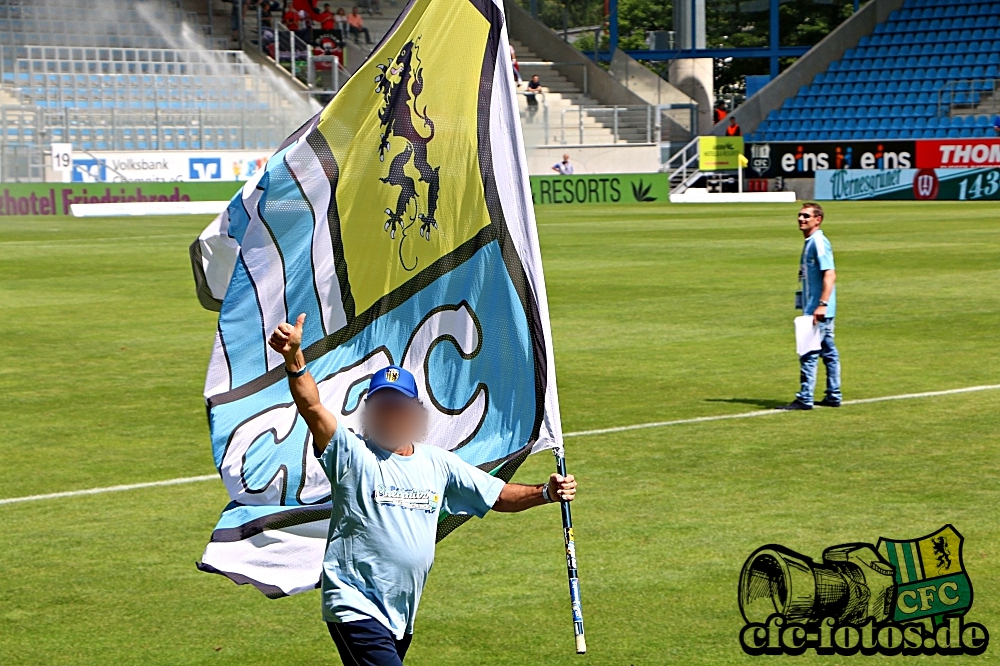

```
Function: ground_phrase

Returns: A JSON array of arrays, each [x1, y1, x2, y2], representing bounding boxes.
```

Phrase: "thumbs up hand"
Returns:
[[269, 313, 306, 360]]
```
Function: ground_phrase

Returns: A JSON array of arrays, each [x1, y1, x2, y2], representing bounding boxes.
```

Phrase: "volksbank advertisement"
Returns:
[[70, 150, 273, 183], [815, 168, 1000, 201]]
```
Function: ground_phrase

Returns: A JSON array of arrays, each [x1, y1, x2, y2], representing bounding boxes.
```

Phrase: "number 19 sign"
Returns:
[[50, 143, 73, 173]]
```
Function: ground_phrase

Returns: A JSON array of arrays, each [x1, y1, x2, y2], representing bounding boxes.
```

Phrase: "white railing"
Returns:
[[936, 78, 999, 117], [262, 20, 349, 96], [555, 105, 656, 145], [664, 136, 701, 194]]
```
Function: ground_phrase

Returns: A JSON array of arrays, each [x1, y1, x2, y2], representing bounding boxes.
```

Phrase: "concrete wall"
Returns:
[[609, 50, 695, 107], [710, 0, 906, 136], [670, 58, 714, 134], [503, 0, 648, 107], [525, 144, 661, 175], [782, 178, 816, 201]]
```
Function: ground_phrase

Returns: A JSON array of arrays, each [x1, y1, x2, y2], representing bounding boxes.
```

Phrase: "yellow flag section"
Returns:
[[317, 0, 492, 316], [191, 0, 568, 598], [699, 136, 745, 171]]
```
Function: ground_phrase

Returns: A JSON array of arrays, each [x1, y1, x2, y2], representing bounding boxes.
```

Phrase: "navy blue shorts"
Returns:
[[327, 619, 413, 666]]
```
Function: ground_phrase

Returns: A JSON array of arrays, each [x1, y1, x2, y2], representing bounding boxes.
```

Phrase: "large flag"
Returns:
[[189, 0, 563, 597]]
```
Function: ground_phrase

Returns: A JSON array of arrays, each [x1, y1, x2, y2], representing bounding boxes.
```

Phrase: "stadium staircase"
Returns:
[[0, 0, 316, 181], [512, 40, 655, 147], [744, 0, 1000, 142]]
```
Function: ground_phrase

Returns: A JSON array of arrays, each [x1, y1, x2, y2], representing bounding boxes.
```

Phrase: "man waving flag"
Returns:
[[189, 0, 583, 659]]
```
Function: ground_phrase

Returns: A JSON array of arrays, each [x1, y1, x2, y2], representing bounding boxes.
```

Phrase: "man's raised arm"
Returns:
[[268, 314, 338, 456]]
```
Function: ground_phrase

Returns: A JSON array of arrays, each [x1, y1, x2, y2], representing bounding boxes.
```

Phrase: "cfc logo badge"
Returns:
[[738, 525, 988, 656], [750, 143, 771, 177]]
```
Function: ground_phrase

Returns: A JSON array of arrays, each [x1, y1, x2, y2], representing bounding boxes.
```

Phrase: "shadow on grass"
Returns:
[[705, 397, 787, 409]]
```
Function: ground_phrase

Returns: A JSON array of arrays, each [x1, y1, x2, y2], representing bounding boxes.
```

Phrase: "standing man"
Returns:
[[551, 154, 573, 174], [777, 203, 842, 410], [525, 74, 541, 123], [268, 314, 578, 666], [713, 100, 728, 124]]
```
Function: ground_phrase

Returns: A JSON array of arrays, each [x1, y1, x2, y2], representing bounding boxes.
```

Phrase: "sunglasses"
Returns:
[[798, 213, 815, 219]]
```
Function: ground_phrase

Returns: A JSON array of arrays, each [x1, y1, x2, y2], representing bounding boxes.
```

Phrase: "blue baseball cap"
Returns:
[[367, 365, 418, 400]]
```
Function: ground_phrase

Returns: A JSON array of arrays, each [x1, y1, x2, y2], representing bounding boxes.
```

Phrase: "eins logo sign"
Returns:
[[738, 525, 989, 656], [780, 144, 912, 173]]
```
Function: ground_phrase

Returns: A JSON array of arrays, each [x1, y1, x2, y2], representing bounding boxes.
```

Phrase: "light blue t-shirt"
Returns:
[[317, 425, 505, 638], [800, 229, 836, 317]]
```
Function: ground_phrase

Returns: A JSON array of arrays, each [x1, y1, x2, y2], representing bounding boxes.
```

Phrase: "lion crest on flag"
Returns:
[[188, 0, 564, 598], [375, 37, 441, 257]]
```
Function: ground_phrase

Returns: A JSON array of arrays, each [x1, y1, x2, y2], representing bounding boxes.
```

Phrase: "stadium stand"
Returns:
[[0, 0, 314, 180], [747, 0, 1000, 143]]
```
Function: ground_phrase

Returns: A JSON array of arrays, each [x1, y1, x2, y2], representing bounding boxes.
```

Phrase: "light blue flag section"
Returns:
[[189, 0, 563, 597]]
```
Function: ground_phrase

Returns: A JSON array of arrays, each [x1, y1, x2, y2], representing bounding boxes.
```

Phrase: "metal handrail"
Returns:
[[554, 105, 655, 146], [518, 90, 548, 144], [936, 77, 998, 117], [664, 136, 701, 193]]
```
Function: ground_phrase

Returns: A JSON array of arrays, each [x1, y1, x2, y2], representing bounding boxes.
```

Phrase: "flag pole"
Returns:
[[555, 449, 586, 654]]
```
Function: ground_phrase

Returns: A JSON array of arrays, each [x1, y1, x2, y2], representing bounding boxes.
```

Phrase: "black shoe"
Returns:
[[816, 398, 842, 408], [774, 400, 812, 411]]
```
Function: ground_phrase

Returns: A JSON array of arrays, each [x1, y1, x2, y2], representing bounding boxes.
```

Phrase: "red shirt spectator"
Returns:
[[726, 116, 741, 136], [318, 4, 335, 30], [283, 8, 300, 31]]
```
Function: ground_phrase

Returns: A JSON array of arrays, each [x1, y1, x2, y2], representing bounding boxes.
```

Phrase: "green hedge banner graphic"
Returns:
[[529, 173, 668, 205], [0, 182, 240, 217]]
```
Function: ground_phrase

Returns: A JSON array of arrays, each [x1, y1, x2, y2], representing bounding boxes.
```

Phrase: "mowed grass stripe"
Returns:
[[1, 203, 998, 665], [2, 382, 997, 505]]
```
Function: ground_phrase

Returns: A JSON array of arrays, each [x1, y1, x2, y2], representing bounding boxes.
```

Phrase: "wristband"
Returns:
[[541, 483, 554, 503], [286, 364, 308, 378]]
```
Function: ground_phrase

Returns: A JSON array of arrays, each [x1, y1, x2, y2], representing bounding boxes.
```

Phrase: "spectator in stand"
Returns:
[[335, 8, 349, 40], [994, 114, 1000, 136], [318, 3, 335, 31], [283, 3, 300, 32], [348, 7, 372, 44], [297, 8, 313, 42], [726, 116, 741, 137], [510, 44, 522, 85], [551, 154, 574, 175], [525, 75, 541, 122], [713, 100, 728, 125], [232, 0, 250, 43]]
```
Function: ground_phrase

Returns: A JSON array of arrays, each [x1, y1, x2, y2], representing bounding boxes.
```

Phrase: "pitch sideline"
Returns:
[[2, 383, 998, 506]]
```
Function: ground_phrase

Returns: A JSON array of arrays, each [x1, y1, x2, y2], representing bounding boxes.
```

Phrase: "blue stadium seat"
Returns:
[[744, 0, 1000, 142]]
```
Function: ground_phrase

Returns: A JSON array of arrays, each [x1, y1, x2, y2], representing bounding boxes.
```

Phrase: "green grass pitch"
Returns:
[[1, 201, 998, 665]]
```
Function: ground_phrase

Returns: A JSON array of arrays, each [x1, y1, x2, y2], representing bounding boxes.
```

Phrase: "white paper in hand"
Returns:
[[794, 315, 823, 356]]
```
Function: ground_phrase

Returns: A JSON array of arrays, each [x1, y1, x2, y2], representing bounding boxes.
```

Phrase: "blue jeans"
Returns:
[[328, 619, 412, 665], [796, 317, 841, 406]]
